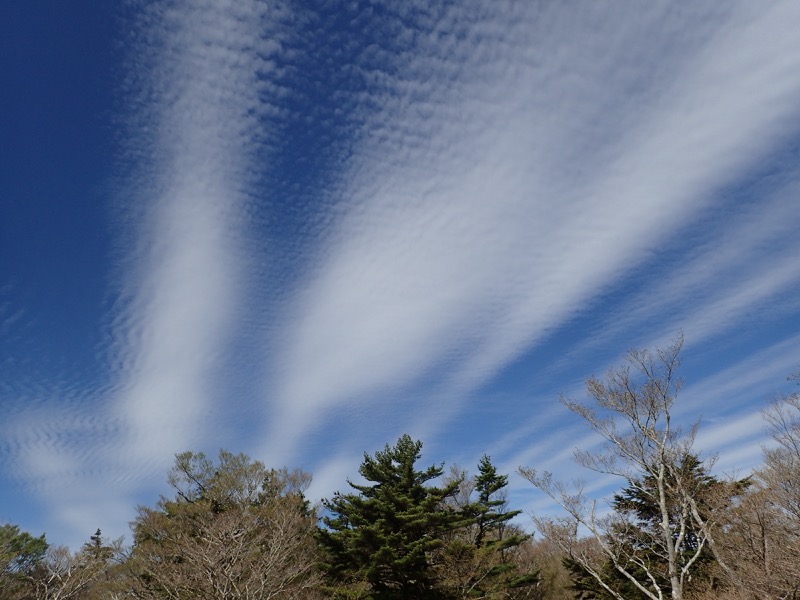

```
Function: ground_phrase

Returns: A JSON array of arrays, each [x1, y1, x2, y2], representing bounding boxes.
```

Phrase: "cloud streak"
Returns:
[[266, 0, 800, 463], [4, 0, 277, 545], [3, 0, 800, 548], [110, 0, 277, 482]]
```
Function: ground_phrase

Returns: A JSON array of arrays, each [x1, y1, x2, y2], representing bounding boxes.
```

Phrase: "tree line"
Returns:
[[2, 335, 798, 599]]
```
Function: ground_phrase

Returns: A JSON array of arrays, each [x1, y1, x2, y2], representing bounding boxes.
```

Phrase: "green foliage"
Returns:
[[472, 454, 522, 549], [0, 523, 48, 575], [1, 523, 48, 598], [318, 434, 463, 599]]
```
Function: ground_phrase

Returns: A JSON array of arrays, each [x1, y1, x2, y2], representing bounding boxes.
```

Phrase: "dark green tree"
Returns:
[[472, 455, 526, 550], [1, 523, 48, 598], [0, 523, 48, 577], [317, 434, 463, 599], [82, 528, 113, 561]]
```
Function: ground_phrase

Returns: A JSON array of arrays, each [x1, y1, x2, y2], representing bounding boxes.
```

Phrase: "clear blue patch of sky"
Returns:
[[1, 2, 121, 386]]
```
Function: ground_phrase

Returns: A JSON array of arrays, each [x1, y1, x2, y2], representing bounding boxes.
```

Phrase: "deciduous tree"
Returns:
[[561, 455, 741, 600], [435, 456, 538, 598], [29, 535, 119, 600], [711, 373, 800, 599], [129, 450, 322, 599], [520, 335, 733, 600]]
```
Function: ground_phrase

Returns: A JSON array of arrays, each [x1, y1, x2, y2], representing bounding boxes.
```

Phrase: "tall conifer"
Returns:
[[318, 434, 462, 599]]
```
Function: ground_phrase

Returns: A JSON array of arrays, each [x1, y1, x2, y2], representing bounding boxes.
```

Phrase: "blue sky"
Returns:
[[2, 0, 800, 549]]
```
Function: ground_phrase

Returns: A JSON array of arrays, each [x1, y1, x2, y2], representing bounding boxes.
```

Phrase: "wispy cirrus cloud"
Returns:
[[108, 0, 281, 500], [264, 0, 800, 466], [3, 0, 800, 549], [4, 0, 278, 544], [554, 175, 800, 364]]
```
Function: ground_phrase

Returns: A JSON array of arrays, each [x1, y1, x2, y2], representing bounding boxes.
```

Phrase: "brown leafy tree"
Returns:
[[510, 537, 575, 600], [128, 450, 323, 599]]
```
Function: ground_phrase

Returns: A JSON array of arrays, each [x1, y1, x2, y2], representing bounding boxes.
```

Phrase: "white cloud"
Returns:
[[106, 0, 275, 473], [3, 0, 277, 547], [4, 0, 800, 549], [266, 0, 800, 464]]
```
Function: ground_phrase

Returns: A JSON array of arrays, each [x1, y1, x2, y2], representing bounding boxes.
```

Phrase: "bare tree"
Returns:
[[433, 459, 538, 599], [1, 524, 121, 600], [128, 450, 323, 600], [712, 375, 800, 600], [508, 537, 575, 600], [520, 335, 732, 600], [27, 542, 114, 600], [761, 376, 800, 522]]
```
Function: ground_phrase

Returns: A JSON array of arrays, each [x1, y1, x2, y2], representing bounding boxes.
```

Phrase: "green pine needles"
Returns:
[[317, 435, 537, 599]]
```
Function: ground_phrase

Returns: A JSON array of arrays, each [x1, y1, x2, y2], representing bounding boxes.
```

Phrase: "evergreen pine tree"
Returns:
[[317, 434, 462, 599], [472, 454, 523, 550]]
